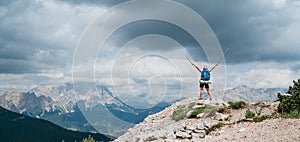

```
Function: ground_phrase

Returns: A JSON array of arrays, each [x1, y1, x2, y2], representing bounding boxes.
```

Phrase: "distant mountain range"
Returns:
[[0, 83, 174, 136], [0, 83, 284, 137], [220, 85, 287, 102], [0, 106, 113, 142]]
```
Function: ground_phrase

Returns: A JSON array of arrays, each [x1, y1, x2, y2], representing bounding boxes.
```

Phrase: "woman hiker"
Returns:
[[192, 63, 218, 101]]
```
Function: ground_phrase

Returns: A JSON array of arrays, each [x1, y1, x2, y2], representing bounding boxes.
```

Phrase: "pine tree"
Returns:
[[278, 79, 300, 117], [82, 135, 96, 142]]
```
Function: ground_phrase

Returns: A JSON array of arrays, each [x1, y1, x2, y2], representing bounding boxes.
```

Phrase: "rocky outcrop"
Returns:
[[115, 98, 300, 142]]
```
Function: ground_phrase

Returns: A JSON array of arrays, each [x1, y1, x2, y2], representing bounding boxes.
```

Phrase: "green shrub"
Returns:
[[203, 105, 218, 113], [171, 105, 188, 121], [196, 102, 203, 105], [245, 109, 255, 118], [188, 102, 196, 109], [189, 104, 218, 118], [171, 103, 219, 120], [217, 106, 231, 114], [228, 101, 246, 109], [205, 122, 223, 134], [278, 79, 300, 118], [217, 107, 226, 113], [253, 115, 271, 122], [189, 107, 205, 118], [282, 110, 300, 119]]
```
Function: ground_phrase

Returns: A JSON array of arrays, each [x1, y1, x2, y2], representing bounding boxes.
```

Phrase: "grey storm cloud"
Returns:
[[0, 0, 300, 74], [182, 0, 300, 64], [102, 20, 207, 61], [77, 0, 300, 64], [0, 0, 95, 74]]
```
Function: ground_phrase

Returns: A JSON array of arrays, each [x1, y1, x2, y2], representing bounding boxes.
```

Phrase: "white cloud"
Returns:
[[37, 71, 64, 79], [0, 74, 34, 92], [227, 61, 300, 88], [272, 0, 287, 8]]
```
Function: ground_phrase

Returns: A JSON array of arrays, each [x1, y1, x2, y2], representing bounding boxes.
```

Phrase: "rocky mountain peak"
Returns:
[[0, 83, 126, 116], [220, 85, 287, 102], [2, 91, 22, 106], [115, 98, 300, 141]]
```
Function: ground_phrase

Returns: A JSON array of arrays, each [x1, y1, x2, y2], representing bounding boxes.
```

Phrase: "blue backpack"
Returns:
[[201, 68, 210, 80]]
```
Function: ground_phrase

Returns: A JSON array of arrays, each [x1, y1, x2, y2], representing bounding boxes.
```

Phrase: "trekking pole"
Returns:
[[216, 48, 230, 65], [183, 53, 195, 66]]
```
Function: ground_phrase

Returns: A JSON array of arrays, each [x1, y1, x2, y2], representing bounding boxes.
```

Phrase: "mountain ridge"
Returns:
[[219, 84, 287, 102], [0, 82, 174, 136], [0, 83, 287, 137], [0, 106, 113, 142]]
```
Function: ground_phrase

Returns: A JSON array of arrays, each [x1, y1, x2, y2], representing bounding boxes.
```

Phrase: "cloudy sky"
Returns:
[[1, 0, 300, 102]]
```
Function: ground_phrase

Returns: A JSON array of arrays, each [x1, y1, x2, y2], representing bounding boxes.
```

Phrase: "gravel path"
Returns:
[[208, 118, 300, 142]]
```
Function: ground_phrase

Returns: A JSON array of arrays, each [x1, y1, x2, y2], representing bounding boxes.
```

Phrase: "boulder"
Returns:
[[175, 131, 192, 139], [186, 110, 194, 118], [191, 133, 201, 140], [197, 113, 205, 118], [197, 122, 205, 130], [186, 125, 197, 131], [194, 129, 206, 134], [214, 112, 228, 121], [192, 105, 205, 109], [203, 120, 212, 128], [199, 131, 206, 138]]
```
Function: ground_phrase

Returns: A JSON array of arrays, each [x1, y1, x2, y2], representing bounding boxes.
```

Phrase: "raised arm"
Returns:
[[210, 64, 218, 72], [192, 63, 202, 72]]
